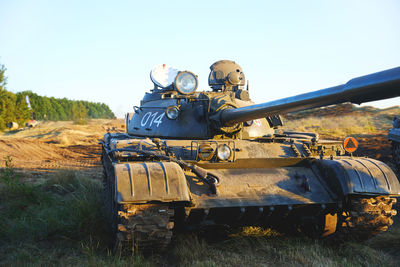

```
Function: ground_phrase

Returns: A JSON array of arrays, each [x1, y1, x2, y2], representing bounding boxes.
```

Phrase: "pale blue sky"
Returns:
[[1, 0, 399, 117]]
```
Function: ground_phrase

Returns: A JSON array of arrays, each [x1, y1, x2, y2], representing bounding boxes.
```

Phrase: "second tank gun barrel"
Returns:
[[220, 66, 400, 125]]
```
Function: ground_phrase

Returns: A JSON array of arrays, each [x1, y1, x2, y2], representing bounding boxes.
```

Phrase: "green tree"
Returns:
[[0, 63, 7, 130], [0, 63, 6, 89], [0, 64, 30, 130], [12, 88, 115, 124], [14, 93, 30, 125], [72, 102, 88, 124]]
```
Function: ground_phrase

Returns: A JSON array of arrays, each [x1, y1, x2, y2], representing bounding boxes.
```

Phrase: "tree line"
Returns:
[[0, 63, 115, 130]]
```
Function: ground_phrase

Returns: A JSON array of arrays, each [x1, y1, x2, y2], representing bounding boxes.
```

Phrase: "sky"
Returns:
[[0, 0, 399, 118]]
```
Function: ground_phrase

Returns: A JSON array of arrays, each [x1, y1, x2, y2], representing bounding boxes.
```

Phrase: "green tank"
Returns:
[[102, 60, 400, 253]]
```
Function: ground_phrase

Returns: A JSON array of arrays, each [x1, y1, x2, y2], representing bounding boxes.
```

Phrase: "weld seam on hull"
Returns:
[[364, 158, 391, 191], [354, 159, 378, 191], [126, 163, 134, 197], [158, 162, 169, 195], [142, 162, 152, 196], [343, 159, 364, 191]]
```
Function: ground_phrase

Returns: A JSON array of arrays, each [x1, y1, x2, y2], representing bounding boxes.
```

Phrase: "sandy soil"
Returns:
[[0, 119, 396, 173], [0, 119, 125, 173]]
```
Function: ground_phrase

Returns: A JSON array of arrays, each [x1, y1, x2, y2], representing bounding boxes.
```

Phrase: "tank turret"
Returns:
[[127, 61, 400, 139]]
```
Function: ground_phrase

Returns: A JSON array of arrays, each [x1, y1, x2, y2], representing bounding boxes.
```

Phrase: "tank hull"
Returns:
[[102, 133, 400, 253]]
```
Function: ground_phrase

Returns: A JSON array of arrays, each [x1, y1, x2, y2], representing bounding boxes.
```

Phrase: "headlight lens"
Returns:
[[150, 63, 179, 88], [198, 144, 214, 161], [165, 106, 179, 120], [217, 144, 231, 161], [175, 71, 198, 94]]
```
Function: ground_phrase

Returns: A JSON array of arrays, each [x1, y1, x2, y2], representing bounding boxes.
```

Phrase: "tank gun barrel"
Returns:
[[221, 67, 400, 125]]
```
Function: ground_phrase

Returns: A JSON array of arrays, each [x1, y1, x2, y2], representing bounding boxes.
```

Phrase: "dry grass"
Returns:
[[283, 104, 400, 138], [169, 228, 400, 266], [284, 115, 377, 137], [0, 167, 399, 266]]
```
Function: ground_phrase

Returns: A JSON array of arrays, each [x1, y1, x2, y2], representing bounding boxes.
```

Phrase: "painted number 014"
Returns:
[[140, 112, 164, 127]]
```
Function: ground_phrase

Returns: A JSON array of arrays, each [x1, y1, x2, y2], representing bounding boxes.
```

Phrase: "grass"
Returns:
[[169, 230, 400, 266], [284, 115, 378, 138], [283, 103, 400, 138], [1, 159, 399, 266]]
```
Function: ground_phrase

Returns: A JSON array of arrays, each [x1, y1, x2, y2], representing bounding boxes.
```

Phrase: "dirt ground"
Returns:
[[354, 133, 394, 162], [0, 119, 396, 174], [0, 119, 125, 175]]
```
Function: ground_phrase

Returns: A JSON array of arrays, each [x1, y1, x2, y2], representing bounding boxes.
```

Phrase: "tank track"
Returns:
[[114, 204, 174, 254], [336, 195, 397, 240], [102, 153, 174, 254]]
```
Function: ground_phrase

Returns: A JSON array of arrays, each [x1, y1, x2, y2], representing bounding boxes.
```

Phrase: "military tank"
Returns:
[[389, 116, 400, 168], [102, 60, 400, 253]]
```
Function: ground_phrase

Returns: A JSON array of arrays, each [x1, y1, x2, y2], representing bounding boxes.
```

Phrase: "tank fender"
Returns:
[[313, 158, 400, 196], [114, 161, 190, 204]]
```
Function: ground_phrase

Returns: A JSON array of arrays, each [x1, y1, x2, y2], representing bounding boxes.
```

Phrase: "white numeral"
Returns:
[[140, 111, 164, 127], [140, 112, 151, 126], [153, 113, 165, 127]]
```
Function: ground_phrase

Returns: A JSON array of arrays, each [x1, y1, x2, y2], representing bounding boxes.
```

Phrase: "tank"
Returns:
[[101, 60, 400, 253], [389, 116, 400, 168]]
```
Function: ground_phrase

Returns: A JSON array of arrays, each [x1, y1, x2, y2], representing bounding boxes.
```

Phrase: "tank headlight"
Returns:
[[217, 144, 232, 161], [174, 71, 198, 94], [198, 144, 214, 161], [165, 106, 179, 120], [150, 63, 179, 88]]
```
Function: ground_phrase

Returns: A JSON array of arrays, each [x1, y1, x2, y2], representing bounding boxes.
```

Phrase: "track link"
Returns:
[[114, 204, 174, 254], [338, 196, 397, 240]]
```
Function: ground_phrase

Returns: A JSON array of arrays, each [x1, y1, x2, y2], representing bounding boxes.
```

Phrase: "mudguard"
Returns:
[[114, 161, 190, 203], [314, 158, 400, 196]]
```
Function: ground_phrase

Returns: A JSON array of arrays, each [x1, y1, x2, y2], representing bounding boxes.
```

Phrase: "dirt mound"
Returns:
[[0, 138, 100, 170], [0, 119, 124, 171]]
